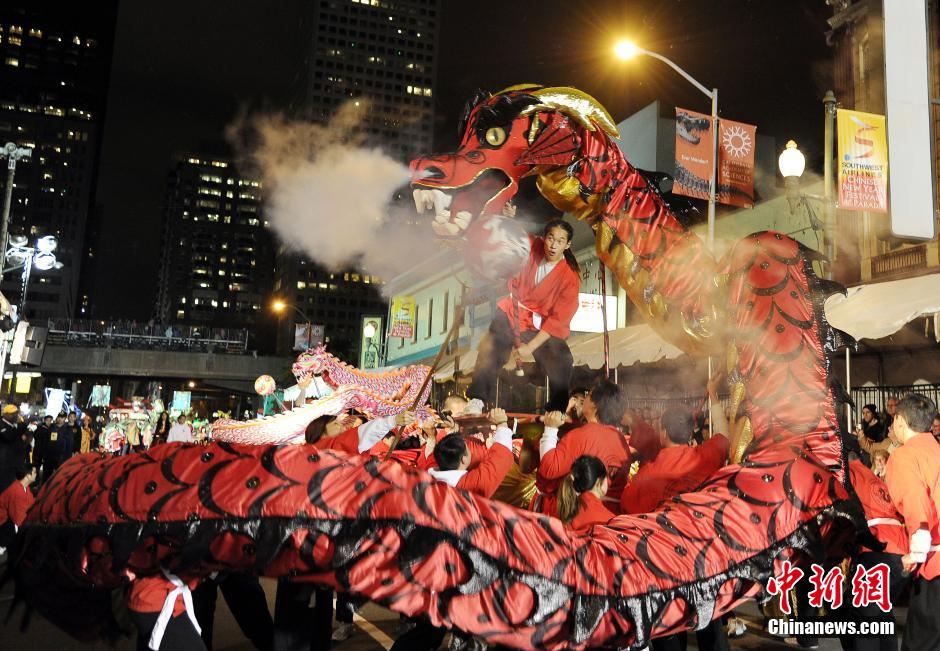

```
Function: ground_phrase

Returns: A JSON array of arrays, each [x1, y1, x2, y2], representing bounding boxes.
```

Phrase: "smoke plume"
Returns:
[[228, 102, 437, 291]]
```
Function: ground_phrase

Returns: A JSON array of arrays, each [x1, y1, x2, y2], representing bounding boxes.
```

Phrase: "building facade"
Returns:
[[0, 2, 118, 320], [826, 0, 940, 285], [155, 154, 276, 350]]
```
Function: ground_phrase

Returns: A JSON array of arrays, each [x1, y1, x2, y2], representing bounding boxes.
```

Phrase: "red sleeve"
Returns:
[[698, 434, 729, 471], [620, 473, 652, 514], [415, 447, 435, 471], [11, 488, 32, 527], [465, 438, 488, 469], [539, 269, 580, 340], [537, 430, 583, 481], [456, 445, 514, 497], [316, 426, 360, 455]]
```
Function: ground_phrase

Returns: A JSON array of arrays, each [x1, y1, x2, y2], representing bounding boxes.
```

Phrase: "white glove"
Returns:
[[909, 528, 932, 563]]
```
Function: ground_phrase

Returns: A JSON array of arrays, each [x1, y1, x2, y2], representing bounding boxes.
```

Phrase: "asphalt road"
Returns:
[[0, 577, 901, 650]]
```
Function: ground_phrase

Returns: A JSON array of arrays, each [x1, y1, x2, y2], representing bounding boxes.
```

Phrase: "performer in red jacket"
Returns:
[[884, 393, 940, 651], [0, 463, 36, 550], [556, 455, 615, 531], [428, 409, 514, 498], [537, 382, 630, 513], [468, 219, 580, 412], [620, 376, 729, 515]]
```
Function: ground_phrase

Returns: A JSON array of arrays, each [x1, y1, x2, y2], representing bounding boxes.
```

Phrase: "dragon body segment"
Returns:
[[14, 86, 859, 650]]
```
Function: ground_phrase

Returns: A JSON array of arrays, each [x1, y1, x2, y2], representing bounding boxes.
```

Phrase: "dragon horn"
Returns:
[[520, 87, 620, 139]]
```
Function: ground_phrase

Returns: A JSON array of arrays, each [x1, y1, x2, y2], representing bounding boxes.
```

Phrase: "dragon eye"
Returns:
[[485, 127, 507, 147]]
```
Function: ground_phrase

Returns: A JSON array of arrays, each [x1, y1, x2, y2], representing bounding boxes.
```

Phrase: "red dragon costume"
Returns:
[[10, 85, 864, 650]]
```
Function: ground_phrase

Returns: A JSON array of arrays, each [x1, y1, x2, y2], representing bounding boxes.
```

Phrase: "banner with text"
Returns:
[[837, 108, 888, 212], [674, 108, 756, 207], [390, 295, 416, 338]]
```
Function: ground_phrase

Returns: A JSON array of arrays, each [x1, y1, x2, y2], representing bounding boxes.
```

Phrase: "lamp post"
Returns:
[[615, 39, 719, 416], [272, 300, 313, 349], [0, 143, 32, 279], [614, 40, 718, 249], [0, 234, 61, 390]]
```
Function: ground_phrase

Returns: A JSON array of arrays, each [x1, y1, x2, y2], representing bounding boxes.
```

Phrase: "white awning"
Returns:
[[825, 272, 940, 341], [568, 323, 686, 370]]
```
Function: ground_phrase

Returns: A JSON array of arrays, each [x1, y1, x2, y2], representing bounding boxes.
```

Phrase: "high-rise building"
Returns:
[[278, 0, 441, 362], [0, 2, 118, 320], [155, 154, 276, 347], [292, 0, 440, 161]]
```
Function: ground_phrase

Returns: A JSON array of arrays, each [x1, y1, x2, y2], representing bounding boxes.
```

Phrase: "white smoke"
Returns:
[[228, 103, 438, 290]]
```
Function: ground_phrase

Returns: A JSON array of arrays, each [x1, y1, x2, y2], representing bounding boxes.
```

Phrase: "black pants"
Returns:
[[192, 573, 274, 651], [839, 552, 906, 651], [650, 617, 729, 651], [468, 311, 573, 412], [130, 610, 206, 651], [272, 579, 333, 651], [389, 619, 446, 651], [902, 575, 940, 651]]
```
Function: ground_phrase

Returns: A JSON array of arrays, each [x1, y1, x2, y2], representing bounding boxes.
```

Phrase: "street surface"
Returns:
[[0, 576, 902, 650]]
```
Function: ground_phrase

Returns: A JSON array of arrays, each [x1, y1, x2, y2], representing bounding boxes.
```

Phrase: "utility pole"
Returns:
[[1, 143, 32, 275], [823, 91, 837, 280], [0, 143, 33, 395]]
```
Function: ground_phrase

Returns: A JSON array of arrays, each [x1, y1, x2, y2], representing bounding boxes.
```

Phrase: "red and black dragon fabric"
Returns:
[[11, 86, 865, 650]]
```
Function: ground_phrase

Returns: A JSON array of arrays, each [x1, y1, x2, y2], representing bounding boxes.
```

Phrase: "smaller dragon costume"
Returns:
[[211, 345, 433, 445]]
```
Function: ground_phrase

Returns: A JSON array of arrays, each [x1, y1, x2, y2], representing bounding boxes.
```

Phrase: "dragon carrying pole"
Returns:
[[599, 265, 610, 379], [384, 303, 465, 459]]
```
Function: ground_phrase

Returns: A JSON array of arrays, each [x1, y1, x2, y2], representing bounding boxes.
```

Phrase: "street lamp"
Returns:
[[0, 143, 32, 275], [272, 299, 314, 349], [613, 39, 718, 249]]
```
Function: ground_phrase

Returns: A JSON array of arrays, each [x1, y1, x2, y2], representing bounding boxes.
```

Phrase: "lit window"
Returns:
[[318, 282, 328, 289], [177, 310, 185, 318], [8, 36, 21, 46], [296, 281, 306, 289], [5, 58, 19, 67], [72, 36, 82, 45]]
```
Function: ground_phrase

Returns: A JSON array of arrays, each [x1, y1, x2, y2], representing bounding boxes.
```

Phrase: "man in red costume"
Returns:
[[620, 375, 729, 515], [537, 381, 630, 513], [884, 393, 940, 651], [0, 463, 36, 551], [468, 219, 580, 412]]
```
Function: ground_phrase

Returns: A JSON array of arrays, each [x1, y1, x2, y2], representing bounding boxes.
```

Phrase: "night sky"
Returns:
[[93, 0, 832, 319]]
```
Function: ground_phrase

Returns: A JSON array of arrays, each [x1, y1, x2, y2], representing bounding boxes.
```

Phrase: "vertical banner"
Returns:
[[389, 295, 416, 338], [90, 384, 112, 407], [359, 316, 383, 370], [293, 324, 324, 350], [718, 118, 756, 207], [171, 391, 191, 412], [674, 108, 713, 200], [674, 108, 756, 207], [837, 108, 888, 212]]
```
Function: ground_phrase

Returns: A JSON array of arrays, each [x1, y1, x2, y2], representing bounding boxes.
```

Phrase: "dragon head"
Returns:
[[291, 344, 330, 379], [410, 85, 623, 237]]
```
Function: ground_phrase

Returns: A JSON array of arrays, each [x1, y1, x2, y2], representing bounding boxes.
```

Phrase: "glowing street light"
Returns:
[[271, 299, 287, 313], [613, 39, 640, 60], [363, 321, 377, 339], [778, 140, 806, 179]]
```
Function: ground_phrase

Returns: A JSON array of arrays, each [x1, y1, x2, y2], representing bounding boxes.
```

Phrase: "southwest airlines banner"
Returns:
[[837, 108, 888, 212], [674, 108, 756, 207]]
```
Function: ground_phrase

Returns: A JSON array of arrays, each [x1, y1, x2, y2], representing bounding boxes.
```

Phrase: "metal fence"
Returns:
[[46, 319, 249, 354], [851, 384, 940, 416]]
